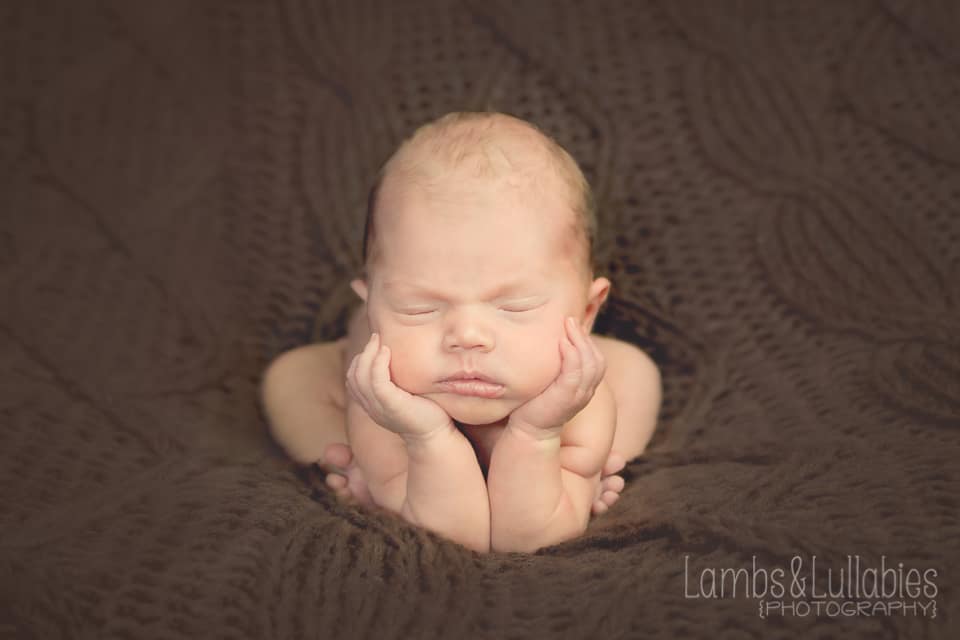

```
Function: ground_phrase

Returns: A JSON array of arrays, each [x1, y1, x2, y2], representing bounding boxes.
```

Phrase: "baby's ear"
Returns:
[[583, 277, 611, 333], [350, 278, 369, 302]]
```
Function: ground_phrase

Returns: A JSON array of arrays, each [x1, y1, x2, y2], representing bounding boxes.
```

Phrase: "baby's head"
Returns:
[[361, 111, 599, 288], [351, 111, 610, 426]]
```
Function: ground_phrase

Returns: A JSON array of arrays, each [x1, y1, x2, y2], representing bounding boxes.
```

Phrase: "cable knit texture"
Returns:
[[1, 1, 958, 638]]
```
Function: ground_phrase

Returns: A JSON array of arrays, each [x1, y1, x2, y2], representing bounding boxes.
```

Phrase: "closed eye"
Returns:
[[400, 309, 436, 316], [499, 301, 544, 313]]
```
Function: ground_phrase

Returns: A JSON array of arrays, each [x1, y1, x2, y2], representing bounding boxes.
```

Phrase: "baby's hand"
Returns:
[[346, 333, 454, 440], [508, 317, 606, 438]]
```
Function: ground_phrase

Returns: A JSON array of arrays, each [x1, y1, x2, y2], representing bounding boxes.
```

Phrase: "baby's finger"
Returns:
[[347, 359, 376, 415], [572, 321, 605, 387], [559, 326, 582, 387], [582, 334, 604, 388], [566, 317, 594, 394], [590, 337, 606, 380], [360, 344, 396, 419], [368, 344, 397, 406], [345, 355, 359, 397], [584, 330, 605, 369], [353, 334, 381, 401], [346, 353, 357, 385], [346, 352, 368, 401]]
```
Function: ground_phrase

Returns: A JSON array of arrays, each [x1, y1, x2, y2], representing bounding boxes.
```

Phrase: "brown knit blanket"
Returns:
[[2, 1, 958, 637]]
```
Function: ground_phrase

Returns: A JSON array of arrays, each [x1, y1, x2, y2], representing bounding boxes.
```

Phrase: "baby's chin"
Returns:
[[426, 393, 515, 427]]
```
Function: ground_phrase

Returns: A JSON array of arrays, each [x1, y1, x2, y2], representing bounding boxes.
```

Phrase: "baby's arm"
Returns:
[[487, 380, 616, 552], [399, 425, 489, 550], [348, 407, 490, 552], [487, 317, 614, 552], [347, 333, 490, 552]]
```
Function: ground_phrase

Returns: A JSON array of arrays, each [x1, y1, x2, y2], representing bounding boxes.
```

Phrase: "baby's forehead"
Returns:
[[383, 136, 573, 219], [377, 195, 581, 279], [382, 176, 574, 238]]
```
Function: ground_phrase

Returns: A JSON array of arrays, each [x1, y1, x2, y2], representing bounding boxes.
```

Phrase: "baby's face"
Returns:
[[361, 175, 596, 427]]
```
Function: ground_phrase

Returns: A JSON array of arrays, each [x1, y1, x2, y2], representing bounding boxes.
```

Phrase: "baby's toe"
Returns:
[[326, 473, 357, 502], [323, 442, 354, 469], [602, 451, 626, 476], [325, 473, 348, 490], [601, 490, 620, 506], [603, 475, 625, 493]]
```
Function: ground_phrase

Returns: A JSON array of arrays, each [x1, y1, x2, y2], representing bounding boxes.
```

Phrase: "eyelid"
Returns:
[[393, 297, 544, 314], [499, 299, 544, 312]]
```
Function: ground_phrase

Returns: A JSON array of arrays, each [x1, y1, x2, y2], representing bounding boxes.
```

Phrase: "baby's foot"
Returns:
[[592, 450, 626, 516], [321, 443, 372, 505]]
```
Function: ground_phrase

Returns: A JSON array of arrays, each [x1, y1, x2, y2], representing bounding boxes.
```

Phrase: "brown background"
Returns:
[[2, 0, 958, 638]]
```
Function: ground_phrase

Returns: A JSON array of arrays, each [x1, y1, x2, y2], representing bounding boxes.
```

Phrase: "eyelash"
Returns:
[[400, 306, 533, 316]]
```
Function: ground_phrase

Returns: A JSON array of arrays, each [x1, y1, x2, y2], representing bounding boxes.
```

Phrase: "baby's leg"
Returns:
[[589, 334, 662, 514], [259, 310, 372, 503], [261, 338, 350, 465], [591, 455, 626, 515], [263, 303, 421, 509], [598, 336, 660, 460]]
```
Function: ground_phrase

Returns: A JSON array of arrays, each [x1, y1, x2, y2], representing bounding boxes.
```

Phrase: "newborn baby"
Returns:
[[261, 111, 661, 553]]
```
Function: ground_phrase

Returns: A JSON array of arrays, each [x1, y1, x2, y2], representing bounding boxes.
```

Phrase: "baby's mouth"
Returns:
[[441, 370, 499, 384], [437, 376, 506, 399]]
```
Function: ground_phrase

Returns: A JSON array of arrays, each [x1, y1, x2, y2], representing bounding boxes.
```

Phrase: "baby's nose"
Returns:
[[443, 316, 494, 351]]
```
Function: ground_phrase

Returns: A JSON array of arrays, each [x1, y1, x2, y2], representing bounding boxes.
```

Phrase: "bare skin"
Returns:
[[262, 302, 660, 516], [261, 112, 663, 551], [332, 306, 659, 504]]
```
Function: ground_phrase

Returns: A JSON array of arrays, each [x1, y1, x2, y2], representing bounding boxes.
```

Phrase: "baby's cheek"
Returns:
[[508, 330, 562, 394], [383, 338, 429, 393]]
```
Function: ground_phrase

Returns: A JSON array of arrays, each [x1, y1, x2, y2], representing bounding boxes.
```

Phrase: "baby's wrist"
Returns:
[[506, 416, 563, 444], [399, 419, 457, 448]]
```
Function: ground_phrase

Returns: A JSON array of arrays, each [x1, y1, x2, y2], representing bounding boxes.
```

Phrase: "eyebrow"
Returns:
[[382, 279, 538, 301]]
